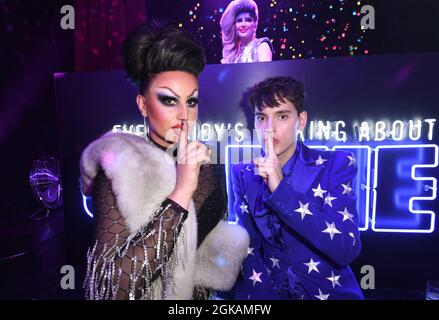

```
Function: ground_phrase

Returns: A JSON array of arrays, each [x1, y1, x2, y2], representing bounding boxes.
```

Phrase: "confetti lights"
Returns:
[[170, 0, 370, 63]]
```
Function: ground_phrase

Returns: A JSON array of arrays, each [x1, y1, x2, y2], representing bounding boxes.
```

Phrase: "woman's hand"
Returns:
[[169, 121, 211, 209]]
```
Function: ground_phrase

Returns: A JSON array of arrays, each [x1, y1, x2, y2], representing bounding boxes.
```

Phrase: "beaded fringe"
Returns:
[[83, 203, 188, 300]]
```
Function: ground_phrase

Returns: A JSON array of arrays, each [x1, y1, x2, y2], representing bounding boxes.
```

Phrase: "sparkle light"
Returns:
[[169, 0, 371, 63]]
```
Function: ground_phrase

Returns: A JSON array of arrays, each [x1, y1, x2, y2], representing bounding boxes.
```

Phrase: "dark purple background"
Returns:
[[2, 0, 439, 299], [55, 53, 439, 297]]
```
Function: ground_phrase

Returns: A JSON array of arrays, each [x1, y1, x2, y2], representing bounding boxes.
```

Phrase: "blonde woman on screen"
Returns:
[[220, 0, 273, 64]]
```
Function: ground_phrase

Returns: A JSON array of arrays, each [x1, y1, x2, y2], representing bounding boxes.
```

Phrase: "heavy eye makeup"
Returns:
[[155, 88, 199, 108], [157, 93, 178, 107], [186, 96, 199, 108]]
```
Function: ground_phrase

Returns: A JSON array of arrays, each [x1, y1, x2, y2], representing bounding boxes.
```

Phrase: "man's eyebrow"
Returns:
[[275, 110, 292, 114], [255, 109, 293, 115]]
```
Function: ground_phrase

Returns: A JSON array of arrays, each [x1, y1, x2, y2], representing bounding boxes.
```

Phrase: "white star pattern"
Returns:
[[239, 202, 249, 214], [270, 256, 280, 269], [315, 155, 328, 166], [294, 201, 313, 220], [312, 184, 327, 198], [315, 288, 330, 300], [249, 269, 263, 286], [324, 193, 337, 207], [347, 155, 357, 167], [349, 232, 356, 246], [304, 258, 321, 274], [337, 207, 354, 223], [322, 221, 342, 240], [327, 271, 342, 288], [246, 247, 255, 257], [341, 182, 352, 195]]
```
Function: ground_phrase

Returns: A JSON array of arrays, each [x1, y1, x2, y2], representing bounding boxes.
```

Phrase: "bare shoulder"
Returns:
[[257, 41, 272, 62]]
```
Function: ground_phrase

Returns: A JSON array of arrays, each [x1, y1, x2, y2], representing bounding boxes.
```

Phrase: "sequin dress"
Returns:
[[233, 37, 272, 63], [83, 138, 227, 300]]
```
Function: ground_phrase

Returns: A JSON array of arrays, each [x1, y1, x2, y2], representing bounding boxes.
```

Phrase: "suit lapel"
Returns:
[[242, 165, 263, 215], [282, 142, 326, 195], [289, 160, 323, 194]]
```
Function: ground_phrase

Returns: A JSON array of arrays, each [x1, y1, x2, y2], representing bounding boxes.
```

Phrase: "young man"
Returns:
[[232, 76, 364, 299]]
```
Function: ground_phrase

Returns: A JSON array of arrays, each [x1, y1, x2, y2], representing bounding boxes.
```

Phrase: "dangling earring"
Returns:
[[143, 117, 149, 141], [195, 119, 202, 141]]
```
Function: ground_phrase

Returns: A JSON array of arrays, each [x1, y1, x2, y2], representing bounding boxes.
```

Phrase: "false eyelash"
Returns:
[[157, 94, 178, 106], [187, 97, 199, 107]]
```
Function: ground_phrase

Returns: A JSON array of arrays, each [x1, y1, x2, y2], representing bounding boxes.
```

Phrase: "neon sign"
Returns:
[[301, 119, 436, 142], [224, 143, 438, 234], [83, 118, 438, 234], [113, 118, 436, 143], [371, 144, 438, 233], [112, 122, 247, 142]]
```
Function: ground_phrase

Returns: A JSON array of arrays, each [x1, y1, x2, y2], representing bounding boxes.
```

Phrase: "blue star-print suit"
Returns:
[[231, 142, 364, 300]]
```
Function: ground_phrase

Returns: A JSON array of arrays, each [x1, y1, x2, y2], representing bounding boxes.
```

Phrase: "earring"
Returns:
[[143, 117, 149, 140], [195, 119, 202, 141]]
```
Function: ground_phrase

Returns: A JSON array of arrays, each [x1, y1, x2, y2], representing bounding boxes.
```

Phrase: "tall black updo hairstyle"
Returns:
[[121, 21, 206, 95]]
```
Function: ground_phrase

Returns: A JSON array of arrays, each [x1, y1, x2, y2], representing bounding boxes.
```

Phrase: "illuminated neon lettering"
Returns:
[[308, 121, 315, 140], [408, 120, 422, 141], [334, 121, 347, 142], [358, 122, 371, 141], [425, 119, 436, 141], [391, 120, 405, 141], [374, 121, 387, 141], [214, 123, 226, 140], [235, 123, 245, 143], [200, 123, 212, 141], [112, 118, 437, 142], [317, 121, 332, 140], [333, 145, 372, 231], [372, 144, 438, 233]]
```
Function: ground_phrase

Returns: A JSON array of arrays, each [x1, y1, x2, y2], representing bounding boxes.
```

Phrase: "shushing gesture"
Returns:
[[254, 130, 283, 193], [169, 120, 211, 209]]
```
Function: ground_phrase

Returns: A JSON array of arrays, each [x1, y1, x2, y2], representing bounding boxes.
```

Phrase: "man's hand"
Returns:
[[254, 130, 283, 193]]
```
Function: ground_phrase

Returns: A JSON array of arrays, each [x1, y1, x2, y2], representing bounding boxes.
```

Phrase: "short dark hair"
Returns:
[[121, 21, 206, 94], [235, 8, 257, 22], [247, 76, 305, 114]]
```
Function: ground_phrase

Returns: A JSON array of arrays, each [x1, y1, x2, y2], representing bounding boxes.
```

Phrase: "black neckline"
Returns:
[[147, 134, 178, 157]]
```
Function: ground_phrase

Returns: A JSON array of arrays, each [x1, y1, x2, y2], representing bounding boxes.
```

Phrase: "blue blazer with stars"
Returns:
[[231, 142, 364, 300]]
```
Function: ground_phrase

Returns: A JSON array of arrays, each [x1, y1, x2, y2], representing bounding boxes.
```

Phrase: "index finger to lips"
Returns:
[[178, 120, 188, 153], [264, 129, 271, 159], [268, 131, 276, 160]]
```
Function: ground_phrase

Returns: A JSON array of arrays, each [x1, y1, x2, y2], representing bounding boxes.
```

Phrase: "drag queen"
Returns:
[[80, 23, 249, 300], [220, 0, 273, 63]]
